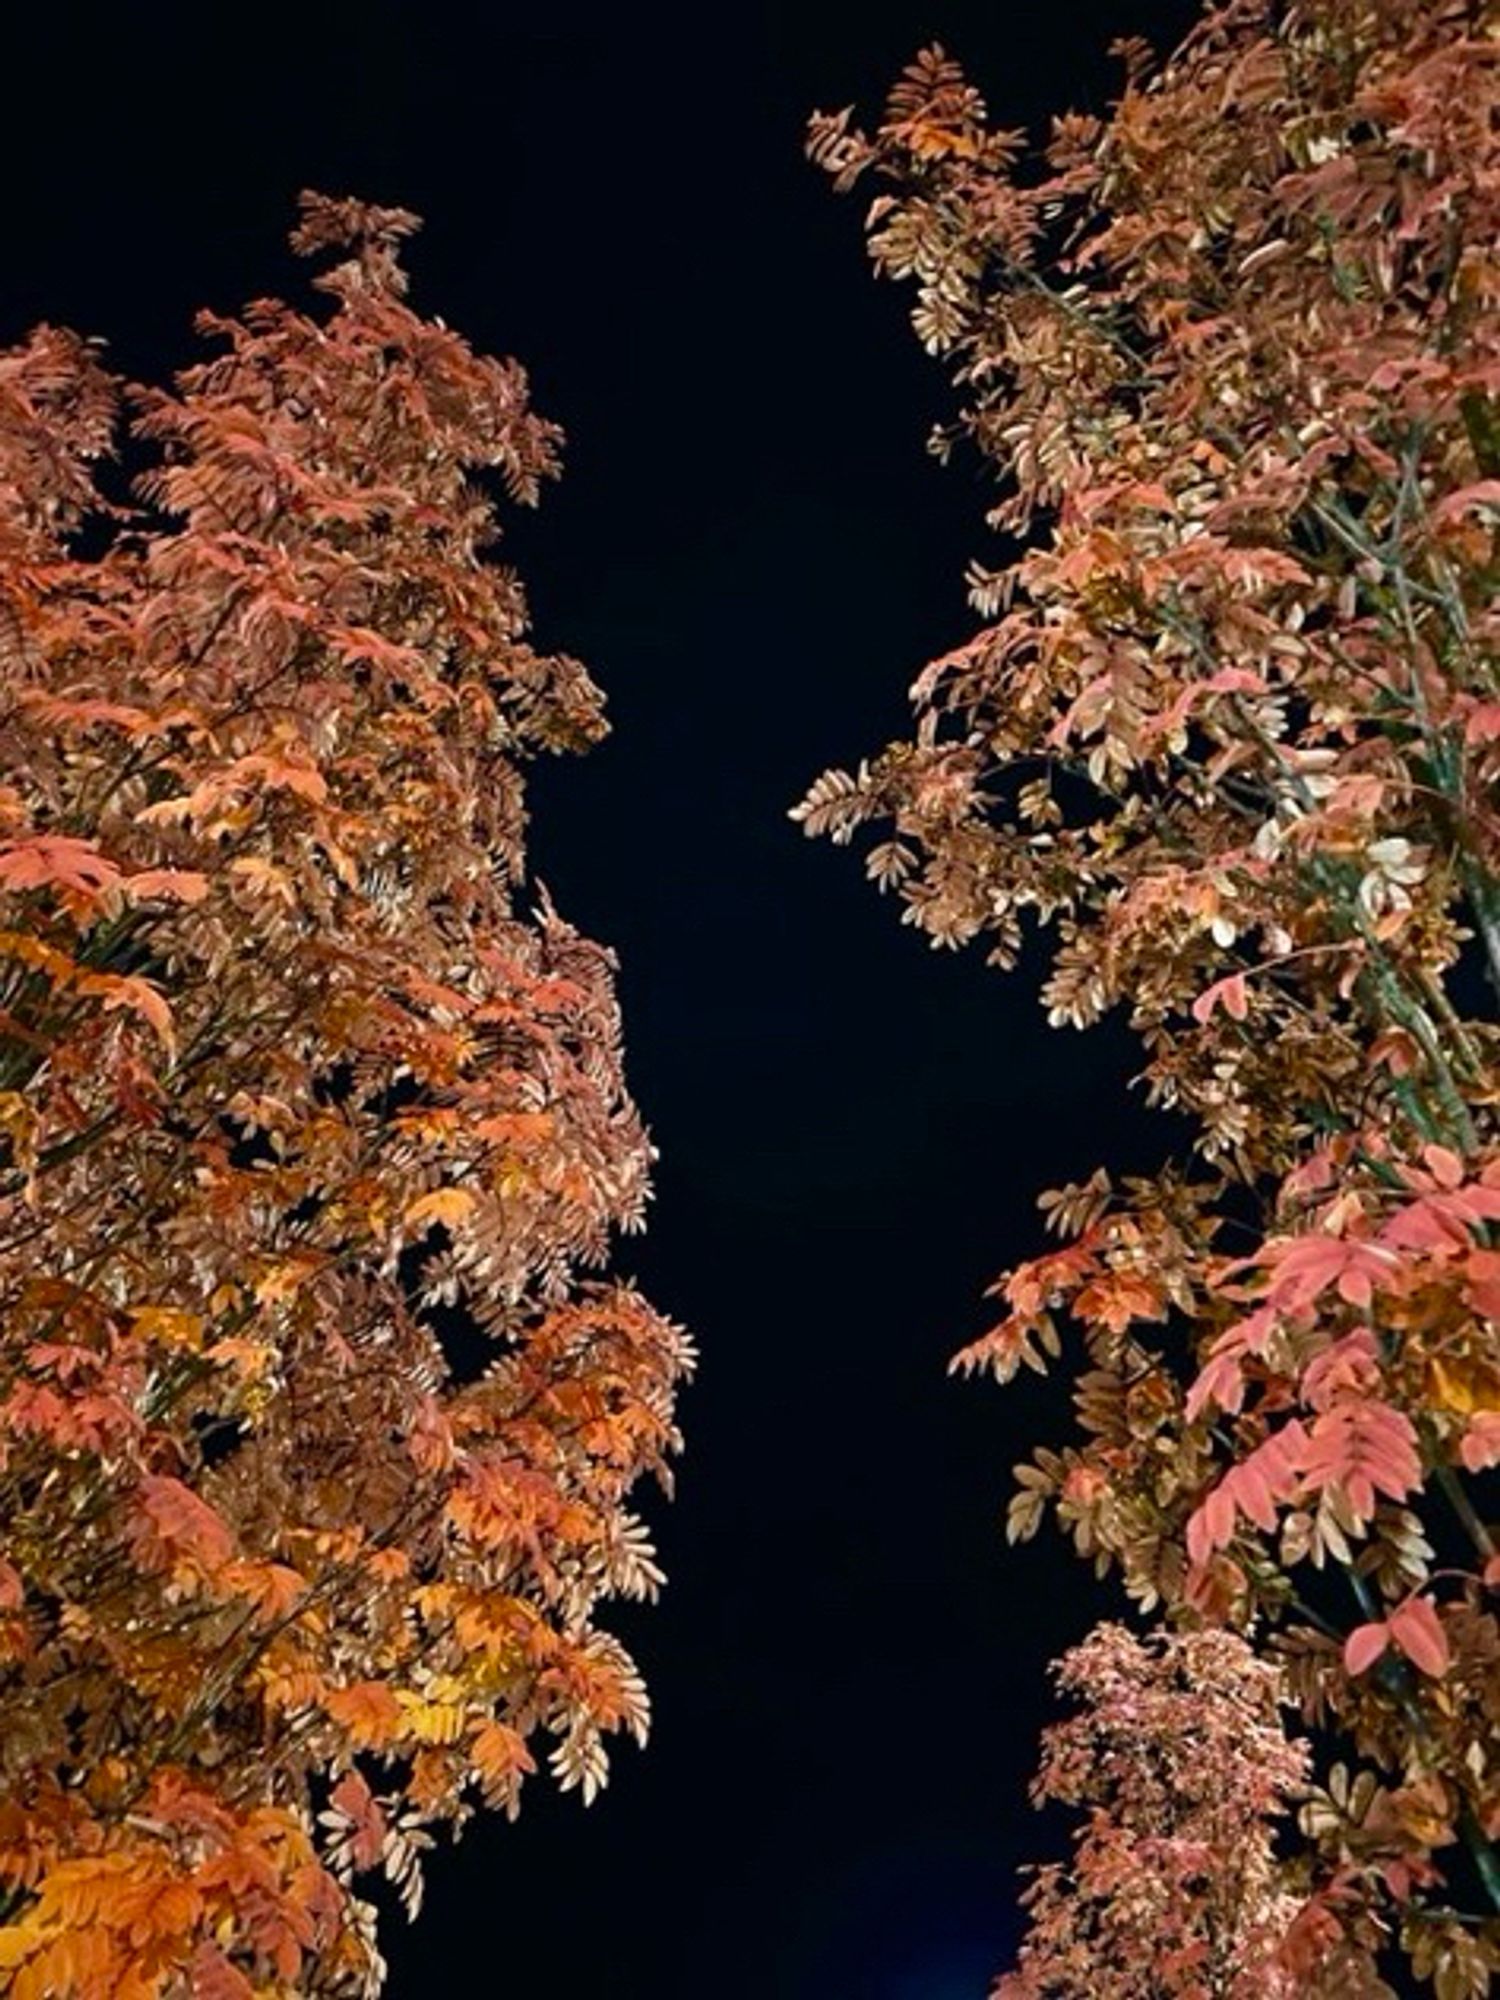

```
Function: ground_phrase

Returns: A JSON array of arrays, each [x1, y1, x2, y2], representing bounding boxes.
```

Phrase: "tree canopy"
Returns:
[[801, 2, 1500, 1988], [0, 193, 690, 1997]]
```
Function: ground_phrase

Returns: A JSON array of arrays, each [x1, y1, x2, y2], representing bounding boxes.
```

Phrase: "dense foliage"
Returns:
[[0, 195, 690, 1996], [995, 1624, 1308, 1998], [800, 1, 1500, 1988]]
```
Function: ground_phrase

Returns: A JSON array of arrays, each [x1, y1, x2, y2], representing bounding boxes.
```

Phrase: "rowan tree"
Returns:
[[799, 1, 1500, 1989], [0, 194, 691, 1997], [993, 1623, 1308, 1999]]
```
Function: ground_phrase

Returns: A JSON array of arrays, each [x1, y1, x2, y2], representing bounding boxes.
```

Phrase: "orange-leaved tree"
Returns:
[[799, 1, 1500, 1990], [0, 193, 691, 1998]]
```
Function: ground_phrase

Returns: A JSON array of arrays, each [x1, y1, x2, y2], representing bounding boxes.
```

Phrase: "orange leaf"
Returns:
[[83, 971, 175, 1049], [323, 1681, 404, 1749], [123, 868, 211, 905], [0, 835, 122, 896], [471, 1719, 536, 1788]]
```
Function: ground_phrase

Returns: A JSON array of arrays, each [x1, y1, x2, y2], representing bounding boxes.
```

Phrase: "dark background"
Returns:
[[7, 2, 1195, 1992]]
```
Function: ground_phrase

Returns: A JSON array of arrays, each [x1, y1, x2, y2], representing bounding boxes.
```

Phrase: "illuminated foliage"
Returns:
[[801, 2, 1500, 1988], [994, 1624, 1308, 1999], [0, 195, 690, 1994]]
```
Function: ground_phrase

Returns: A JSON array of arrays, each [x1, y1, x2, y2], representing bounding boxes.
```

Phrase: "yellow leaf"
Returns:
[[1428, 1353, 1500, 1417], [404, 1186, 476, 1231], [396, 1689, 466, 1744], [129, 1307, 204, 1351]]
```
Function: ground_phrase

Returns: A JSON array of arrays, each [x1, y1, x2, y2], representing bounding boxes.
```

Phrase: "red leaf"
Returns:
[[1421, 1143, 1465, 1190], [1266, 1235, 1397, 1313], [133, 1474, 236, 1572], [1388, 1597, 1449, 1678], [1431, 478, 1500, 527], [186, 1945, 256, 2000], [1460, 1411, 1500, 1474], [327, 1768, 386, 1868], [1300, 1399, 1422, 1524], [1344, 1621, 1390, 1676], [1191, 971, 1248, 1025], [1185, 1346, 1246, 1421], [1463, 1249, 1500, 1320], [1185, 1478, 1238, 1568]]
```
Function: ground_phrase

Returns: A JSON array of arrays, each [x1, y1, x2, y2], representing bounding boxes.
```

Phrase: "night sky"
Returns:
[[8, 2, 1198, 1992]]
